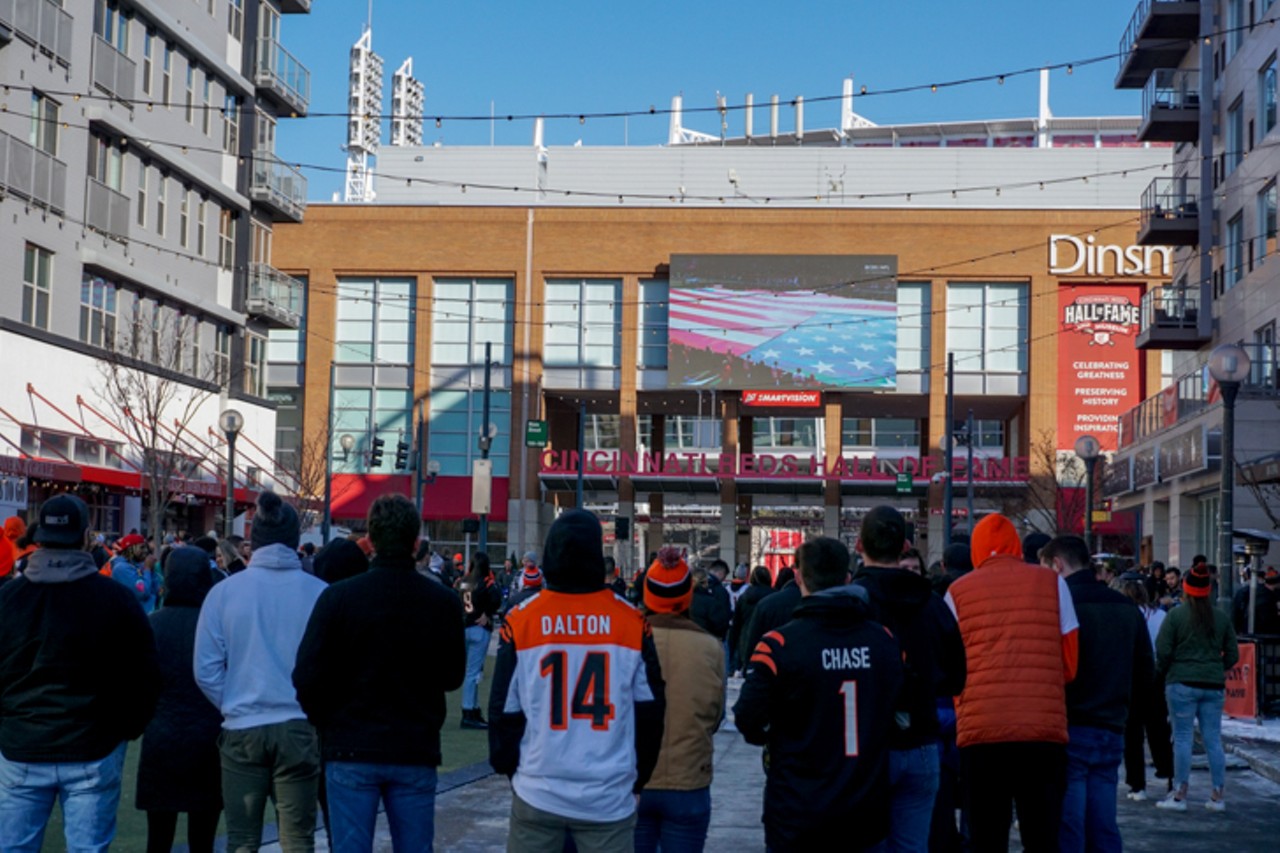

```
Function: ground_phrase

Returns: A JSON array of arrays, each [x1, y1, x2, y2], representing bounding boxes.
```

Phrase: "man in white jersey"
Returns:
[[489, 509, 666, 853]]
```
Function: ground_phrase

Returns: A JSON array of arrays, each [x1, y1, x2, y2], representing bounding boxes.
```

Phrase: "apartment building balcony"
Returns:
[[0, 129, 66, 212], [278, 0, 311, 12], [245, 263, 303, 329], [255, 37, 310, 116], [1138, 176, 1199, 246], [1139, 69, 1200, 142], [84, 177, 130, 241], [1116, 0, 1199, 89], [91, 34, 136, 102], [249, 151, 306, 222], [1135, 283, 1210, 350], [0, 0, 73, 66]]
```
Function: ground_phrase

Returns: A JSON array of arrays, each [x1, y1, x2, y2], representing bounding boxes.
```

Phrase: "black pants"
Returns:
[[1123, 679, 1173, 791], [145, 809, 220, 853], [960, 742, 1066, 853]]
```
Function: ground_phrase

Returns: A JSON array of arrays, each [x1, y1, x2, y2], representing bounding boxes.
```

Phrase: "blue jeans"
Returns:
[[887, 743, 940, 853], [1059, 725, 1124, 853], [0, 742, 127, 853], [1167, 682, 1226, 792], [463, 624, 489, 710], [635, 787, 711, 853], [325, 762, 437, 852]]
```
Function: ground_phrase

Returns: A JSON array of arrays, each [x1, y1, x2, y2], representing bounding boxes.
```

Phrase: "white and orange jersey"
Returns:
[[489, 588, 665, 822]]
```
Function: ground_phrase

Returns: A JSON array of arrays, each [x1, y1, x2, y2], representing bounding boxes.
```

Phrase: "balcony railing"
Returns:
[[1139, 68, 1200, 142], [1138, 176, 1199, 246], [0, 0, 73, 66], [1136, 283, 1210, 349], [91, 34, 136, 102], [278, 0, 311, 12], [249, 151, 307, 222], [255, 37, 310, 115], [245, 263, 304, 328], [85, 177, 130, 241], [1117, 0, 1199, 89], [1118, 342, 1280, 449], [0, 129, 66, 212]]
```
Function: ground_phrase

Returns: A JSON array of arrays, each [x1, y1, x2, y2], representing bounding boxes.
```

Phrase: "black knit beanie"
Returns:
[[543, 508, 606, 593], [250, 491, 300, 551]]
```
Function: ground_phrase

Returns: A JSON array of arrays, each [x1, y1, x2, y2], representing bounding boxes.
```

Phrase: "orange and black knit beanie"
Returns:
[[521, 564, 544, 589], [1183, 563, 1213, 598], [644, 546, 692, 614]]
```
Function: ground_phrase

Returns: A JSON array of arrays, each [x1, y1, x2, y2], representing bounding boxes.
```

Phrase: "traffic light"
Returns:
[[369, 437, 385, 468], [615, 517, 631, 539], [395, 439, 410, 470]]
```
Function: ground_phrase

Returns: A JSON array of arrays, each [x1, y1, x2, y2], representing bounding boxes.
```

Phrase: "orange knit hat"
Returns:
[[644, 546, 693, 614], [970, 513, 1023, 568]]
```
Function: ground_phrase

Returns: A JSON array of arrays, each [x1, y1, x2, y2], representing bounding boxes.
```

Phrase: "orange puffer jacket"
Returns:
[[946, 515, 1075, 748]]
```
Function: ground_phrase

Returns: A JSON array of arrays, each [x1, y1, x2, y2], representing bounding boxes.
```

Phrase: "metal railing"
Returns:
[[1140, 284, 1202, 331], [255, 37, 310, 114], [1143, 68, 1200, 115], [1140, 176, 1199, 230], [249, 151, 307, 220], [0, 0, 73, 65], [1119, 0, 1197, 72], [246, 263, 304, 327], [91, 34, 136, 102], [85, 177, 130, 240], [0, 129, 66, 212]]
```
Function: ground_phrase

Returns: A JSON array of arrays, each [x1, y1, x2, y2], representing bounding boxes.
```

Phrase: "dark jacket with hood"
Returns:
[[293, 551, 466, 765], [691, 573, 732, 639], [740, 580, 803, 667], [731, 582, 774, 671], [137, 547, 222, 812], [734, 586, 904, 852], [1063, 570, 1153, 733], [854, 564, 966, 749], [0, 547, 160, 762]]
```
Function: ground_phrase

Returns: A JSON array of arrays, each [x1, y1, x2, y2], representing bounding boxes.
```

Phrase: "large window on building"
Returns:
[[79, 274, 118, 349], [945, 283, 1027, 372], [897, 281, 930, 373], [22, 243, 52, 330], [244, 330, 266, 397], [427, 390, 512, 477], [842, 418, 921, 449], [753, 418, 819, 450], [431, 278, 513, 365], [333, 388, 415, 475], [584, 414, 621, 450], [1258, 181, 1277, 265], [29, 91, 59, 156], [268, 277, 307, 363], [544, 278, 621, 367], [270, 388, 302, 473], [1226, 97, 1244, 176], [637, 416, 721, 451], [1226, 212, 1245, 291], [639, 279, 669, 369], [1261, 56, 1278, 139], [336, 277, 415, 364]]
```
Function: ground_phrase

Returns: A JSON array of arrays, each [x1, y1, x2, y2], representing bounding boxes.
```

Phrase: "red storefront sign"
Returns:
[[1057, 284, 1144, 452], [1224, 641, 1258, 720], [741, 390, 822, 408]]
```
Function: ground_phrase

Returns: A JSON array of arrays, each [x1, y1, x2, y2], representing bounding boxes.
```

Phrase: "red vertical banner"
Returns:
[[1224, 641, 1257, 720], [1057, 284, 1144, 452]]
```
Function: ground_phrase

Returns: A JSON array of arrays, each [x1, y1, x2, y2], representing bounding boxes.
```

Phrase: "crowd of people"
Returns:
[[0, 489, 1247, 853]]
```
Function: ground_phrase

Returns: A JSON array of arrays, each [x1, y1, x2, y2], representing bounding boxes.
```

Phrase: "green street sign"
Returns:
[[525, 420, 549, 448], [895, 472, 912, 494]]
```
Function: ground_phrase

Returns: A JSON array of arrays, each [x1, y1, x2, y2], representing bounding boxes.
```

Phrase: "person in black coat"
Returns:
[[136, 546, 222, 853], [740, 572, 803, 670], [691, 563, 732, 640], [731, 567, 776, 673]]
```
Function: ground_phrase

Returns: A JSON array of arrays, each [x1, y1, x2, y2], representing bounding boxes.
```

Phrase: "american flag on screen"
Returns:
[[669, 288, 898, 388]]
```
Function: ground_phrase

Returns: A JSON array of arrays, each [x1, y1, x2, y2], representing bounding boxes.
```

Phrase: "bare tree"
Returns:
[[273, 427, 330, 532], [1002, 429, 1088, 536], [96, 302, 219, 552]]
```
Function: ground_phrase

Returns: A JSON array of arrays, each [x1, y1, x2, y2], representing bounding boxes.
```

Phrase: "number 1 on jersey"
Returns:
[[839, 681, 859, 757]]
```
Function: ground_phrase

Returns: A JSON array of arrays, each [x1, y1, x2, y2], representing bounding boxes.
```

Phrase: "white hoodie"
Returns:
[[194, 543, 327, 729]]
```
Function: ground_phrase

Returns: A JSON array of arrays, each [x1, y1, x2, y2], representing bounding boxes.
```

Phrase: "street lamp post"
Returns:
[[1209, 342, 1252, 613], [1074, 434, 1101, 554], [218, 409, 244, 539]]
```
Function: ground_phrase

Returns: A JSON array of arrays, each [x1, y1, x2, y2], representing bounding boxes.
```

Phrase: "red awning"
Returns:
[[330, 474, 509, 522]]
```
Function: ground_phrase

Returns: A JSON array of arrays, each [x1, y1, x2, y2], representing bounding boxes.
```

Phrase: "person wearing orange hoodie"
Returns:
[[943, 514, 1080, 853], [0, 517, 34, 585]]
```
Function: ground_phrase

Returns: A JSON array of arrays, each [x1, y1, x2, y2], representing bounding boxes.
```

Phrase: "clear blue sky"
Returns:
[[278, 0, 1145, 202]]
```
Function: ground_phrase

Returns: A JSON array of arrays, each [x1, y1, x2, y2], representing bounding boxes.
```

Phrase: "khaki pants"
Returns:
[[219, 719, 320, 853], [508, 793, 636, 853]]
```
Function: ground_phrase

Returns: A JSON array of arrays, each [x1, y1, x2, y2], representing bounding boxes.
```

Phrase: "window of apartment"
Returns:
[[223, 95, 240, 154], [1252, 323, 1276, 387], [953, 418, 1005, 450], [270, 388, 302, 473], [753, 418, 819, 450], [29, 92, 59, 156], [219, 209, 236, 270], [244, 330, 266, 397], [185, 64, 196, 124], [156, 173, 167, 236], [1226, 97, 1244, 175], [1261, 56, 1278, 138], [135, 161, 147, 228], [636, 416, 721, 451], [260, 3, 280, 44], [162, 43, 174, 106], [639, 278, 669, 369], [180, 315, 203, 377], [202, 75, 213, 136], [841, 418, 921, 449], [945, 282, 1028, 372], [214, 326, 231, 386], [196, 197, 208, 256], [94, 0, 129, 54], [251, 220, 272, 264], [228, 0, 244, 40], [544, 279, 622, 367], [1228, 0, 1245, 58], [178, 187, 190, 248], [79, 274, 118, 349], [584, 414, 620, 450], [425, 390, 512, 476], [897, 281, 930, 373], [431, 278, 513, 365], [267, 278, 307, 363], [1226, 211, 1245, 290], [335, 278, 415, 363], [141, 29, 154, 96], [1258, 181, 1276, 265], [22, 243, 52, 330], [88, 134, 124, 191], [255, 109, 276, 153]]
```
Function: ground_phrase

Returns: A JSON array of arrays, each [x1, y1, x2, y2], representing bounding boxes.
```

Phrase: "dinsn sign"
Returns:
[[1049, 235, 1172, 278]]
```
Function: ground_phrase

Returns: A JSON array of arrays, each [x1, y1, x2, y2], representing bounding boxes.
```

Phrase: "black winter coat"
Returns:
[[691, 577, 732, 639], [731, 583, 775, 671]]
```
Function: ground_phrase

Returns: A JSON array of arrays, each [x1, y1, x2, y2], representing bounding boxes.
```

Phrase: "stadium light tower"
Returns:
[[344, 28, 383, 203], [391, 57, 425, 147]]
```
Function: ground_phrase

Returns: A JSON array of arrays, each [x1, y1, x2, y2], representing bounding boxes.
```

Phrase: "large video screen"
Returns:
[[667, 254, 898, 390]]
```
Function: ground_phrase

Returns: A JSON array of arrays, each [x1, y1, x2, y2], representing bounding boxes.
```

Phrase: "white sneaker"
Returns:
[[1155, 794, 1187, 812], [1127, 789, 1148, 801], [1206, 792, 1225, 812]]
